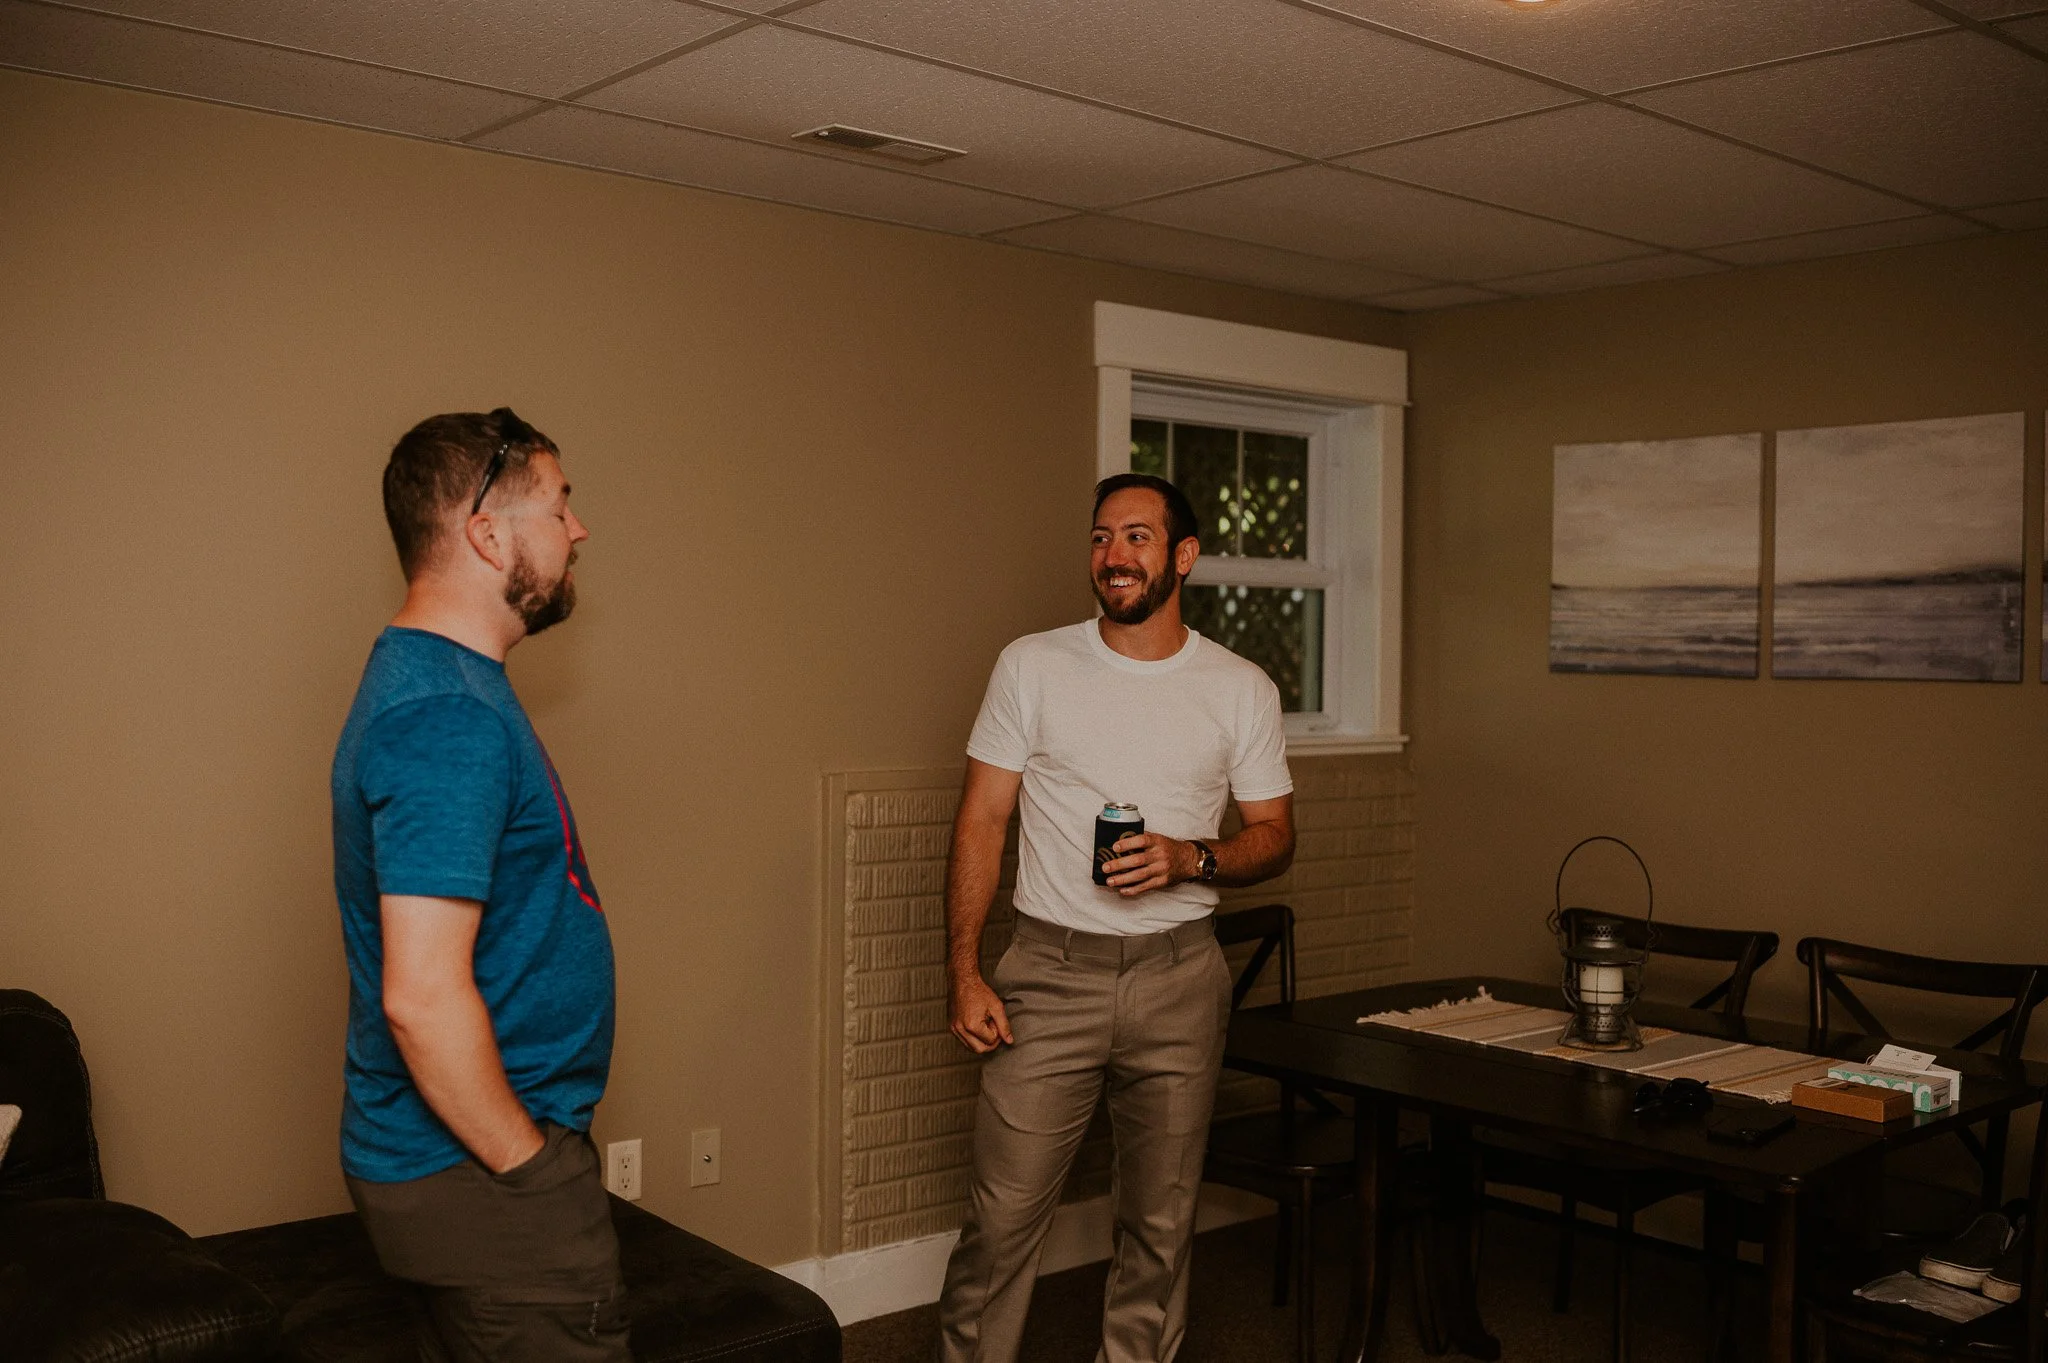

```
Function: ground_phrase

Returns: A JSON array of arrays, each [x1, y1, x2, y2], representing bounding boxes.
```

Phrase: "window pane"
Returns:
[[1183, 585, 1324, 713], [1130, 419, 1167, 477], [1241, 431, 1309, 560], [1172, 423, 1240, 555]]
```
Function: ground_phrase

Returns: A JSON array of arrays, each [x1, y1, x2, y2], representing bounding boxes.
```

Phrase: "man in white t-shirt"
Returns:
[[936, 473, 1296, 1363]]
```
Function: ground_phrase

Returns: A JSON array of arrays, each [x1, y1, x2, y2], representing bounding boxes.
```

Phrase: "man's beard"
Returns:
[[1091, 562, 1178, 626], [506, 547, 577, 635]]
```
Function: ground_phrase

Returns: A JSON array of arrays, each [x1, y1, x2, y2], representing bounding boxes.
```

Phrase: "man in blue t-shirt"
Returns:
[[332, 407, 625, 1362]]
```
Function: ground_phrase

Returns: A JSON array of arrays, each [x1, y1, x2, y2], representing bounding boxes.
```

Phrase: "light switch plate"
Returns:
[[690, 1128, 721, 1187]]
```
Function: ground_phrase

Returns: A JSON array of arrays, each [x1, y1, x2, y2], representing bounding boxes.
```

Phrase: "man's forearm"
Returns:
[[945, 813, 1008, 977], [1209, 819, 1294, 887], [386, 982, 543, 1173]]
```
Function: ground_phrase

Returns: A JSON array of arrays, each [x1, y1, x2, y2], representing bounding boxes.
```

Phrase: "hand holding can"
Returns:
[[1092, 802, 1143, 886]]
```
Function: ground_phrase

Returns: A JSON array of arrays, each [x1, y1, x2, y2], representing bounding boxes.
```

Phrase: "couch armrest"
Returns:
[[0, 1197, 280, 1362], [0, 989, 101, 1199]]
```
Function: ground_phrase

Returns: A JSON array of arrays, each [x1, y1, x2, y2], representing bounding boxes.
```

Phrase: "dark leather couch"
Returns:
[[0, 990, 841, 1363]]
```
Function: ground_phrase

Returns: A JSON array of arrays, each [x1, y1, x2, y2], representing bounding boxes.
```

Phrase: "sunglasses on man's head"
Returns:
[[472, 407, 536, 515]]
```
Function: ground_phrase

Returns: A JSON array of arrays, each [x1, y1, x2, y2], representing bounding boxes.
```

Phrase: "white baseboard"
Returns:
[[776, 1185, 1275, 1327]]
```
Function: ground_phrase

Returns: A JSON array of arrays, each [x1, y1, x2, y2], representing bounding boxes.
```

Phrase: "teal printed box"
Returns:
[[1825, 1064, 1953, 1113]]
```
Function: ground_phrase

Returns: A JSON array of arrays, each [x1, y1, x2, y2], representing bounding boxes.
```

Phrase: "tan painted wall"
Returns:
[[0, 70, 1400, 1260], [1402, 232, 2048, 1035]]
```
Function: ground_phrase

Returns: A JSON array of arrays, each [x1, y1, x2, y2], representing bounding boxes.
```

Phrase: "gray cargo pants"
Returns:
[[347, 1122, 631, 1363]]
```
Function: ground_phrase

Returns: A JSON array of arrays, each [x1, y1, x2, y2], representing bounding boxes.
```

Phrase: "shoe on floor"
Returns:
[[1981, 1239, 2024, 1304], [1921, 1213, 2013, 1291]]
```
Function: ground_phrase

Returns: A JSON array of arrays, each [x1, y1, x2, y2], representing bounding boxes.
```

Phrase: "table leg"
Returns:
[[1427, 1118, 1501, 1360], [1339, 1098, 1399, 1363], [1765, 1186, 1800, 1363]]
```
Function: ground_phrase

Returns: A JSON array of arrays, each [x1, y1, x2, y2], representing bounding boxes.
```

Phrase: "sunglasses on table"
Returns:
[[472, 407, 538, 515], [1632, 1077, 1714, 1121]]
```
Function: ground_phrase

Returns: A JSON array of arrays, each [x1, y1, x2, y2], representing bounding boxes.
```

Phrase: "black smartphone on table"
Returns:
[[1705, 1105, 1796, 1147]]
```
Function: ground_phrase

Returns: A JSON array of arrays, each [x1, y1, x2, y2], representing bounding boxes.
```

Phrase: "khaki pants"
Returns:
[[938, 912, 1230, 1363], [347, 1122, 631, 1363]]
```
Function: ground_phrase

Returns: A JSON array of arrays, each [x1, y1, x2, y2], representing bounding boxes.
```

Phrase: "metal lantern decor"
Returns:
[[1547, 836, 1655, 1052]]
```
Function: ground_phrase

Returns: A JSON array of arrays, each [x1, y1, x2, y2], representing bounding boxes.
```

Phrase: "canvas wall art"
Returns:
[[1551, 434, 1762, 677], [1774, 412, 2024, 682]]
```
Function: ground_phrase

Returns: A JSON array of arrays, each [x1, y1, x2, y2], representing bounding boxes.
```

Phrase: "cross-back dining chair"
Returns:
[[1800, 937, 2048, 1216], [1483, 909, 1780, 1363], [1695, 940, 2048, 1363], [1792, 941, 2048, 1362], [1202, 904, 1349, 1363], [1202, 905, 1453, 1363]]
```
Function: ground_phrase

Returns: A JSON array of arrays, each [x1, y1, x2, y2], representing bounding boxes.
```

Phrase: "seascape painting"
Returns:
[[1775, 412, 2024, 682], [1551, 434, 1762, 677]]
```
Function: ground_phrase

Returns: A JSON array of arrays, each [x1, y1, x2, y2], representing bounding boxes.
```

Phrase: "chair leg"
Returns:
[[1613, 1199, 1634, 1363], [1274, 1203, 1294, 1308], [1555, 1177, 1579, 1313], [1295, 1192, 1317, 1363]]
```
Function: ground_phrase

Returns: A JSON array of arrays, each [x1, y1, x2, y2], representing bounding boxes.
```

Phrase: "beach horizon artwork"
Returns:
[[1551, 433, 1763, 677], [1774, 412, 2024, 682]]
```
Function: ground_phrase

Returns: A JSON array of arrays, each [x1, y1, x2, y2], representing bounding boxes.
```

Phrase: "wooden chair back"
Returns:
[[1214, 904, 1341, 1121], [1798, 936, 2048, 1209], [1559, 908, 1778, 1020], [1216, 903, 1296, 1010], [1796, 937, 2048, 1060]]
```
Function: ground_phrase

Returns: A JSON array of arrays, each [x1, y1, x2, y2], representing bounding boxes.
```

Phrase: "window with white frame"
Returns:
[[1095, 303, 1406, 753]]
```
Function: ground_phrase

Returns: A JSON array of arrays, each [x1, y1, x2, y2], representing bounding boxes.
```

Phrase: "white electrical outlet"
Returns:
[[690, 1128, 721, 1187], [605, 1139, 643, 1201]]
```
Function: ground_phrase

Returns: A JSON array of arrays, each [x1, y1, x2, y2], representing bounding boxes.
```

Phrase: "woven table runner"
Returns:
[[1357, 988, 1834, 1104]]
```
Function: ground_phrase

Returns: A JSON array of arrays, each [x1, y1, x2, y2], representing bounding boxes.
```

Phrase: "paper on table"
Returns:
[[1869, 1042, 1964, 1108]]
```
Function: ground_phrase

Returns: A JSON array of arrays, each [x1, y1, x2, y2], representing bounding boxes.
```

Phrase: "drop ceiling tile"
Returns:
[[1631, 30, 2048, 209], [1364, 284, 1510, 311], [1344, 103, 1918, 249], [1999, 13, 2048, 49], [582, 24, 1289, 207], [475, 105, 1061, 234], [0, 2, 533, 137], [1485, 253, 1728, 297], [790, 0, 1572, 156], [1946, 1, 2046, 17], [994, 214, 1430, 299], [57, 0, 741, 98], [1699, 214, 1986, 265], [1308, 0, 1942, 93], [1971, 197, 2048, 230], [1120, 164, 1645, 280]]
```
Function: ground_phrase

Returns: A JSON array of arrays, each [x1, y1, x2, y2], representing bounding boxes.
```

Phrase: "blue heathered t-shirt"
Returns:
[[332, 627, 615, 1183]]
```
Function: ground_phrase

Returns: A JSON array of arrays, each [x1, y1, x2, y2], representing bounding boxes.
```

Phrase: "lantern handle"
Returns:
[[1550, 835, 1654, 944]]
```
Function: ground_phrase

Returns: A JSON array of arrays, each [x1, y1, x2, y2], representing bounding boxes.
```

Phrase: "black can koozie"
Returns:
[[1092, 802, 1143, 886]]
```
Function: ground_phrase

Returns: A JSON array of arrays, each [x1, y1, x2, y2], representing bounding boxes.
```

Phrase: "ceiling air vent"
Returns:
[[794, 124, 965, 166]]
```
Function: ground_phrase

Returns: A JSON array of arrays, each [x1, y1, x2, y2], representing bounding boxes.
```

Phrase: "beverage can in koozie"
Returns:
[[1092, 802, 1144, 886]]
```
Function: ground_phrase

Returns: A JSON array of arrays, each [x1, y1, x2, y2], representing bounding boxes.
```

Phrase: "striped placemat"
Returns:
[[1358, 989, 1834, 1103]]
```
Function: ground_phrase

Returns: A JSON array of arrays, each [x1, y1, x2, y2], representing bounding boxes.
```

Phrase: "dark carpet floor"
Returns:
[[844, 1205, 1740, 1363]]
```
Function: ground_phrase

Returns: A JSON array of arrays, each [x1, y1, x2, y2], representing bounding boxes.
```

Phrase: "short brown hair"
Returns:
[[382, 408, 558, 579]]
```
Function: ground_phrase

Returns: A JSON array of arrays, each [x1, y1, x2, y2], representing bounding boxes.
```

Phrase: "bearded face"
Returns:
[[1090, 553, 1179, 625], [505, 544, 577, 635]]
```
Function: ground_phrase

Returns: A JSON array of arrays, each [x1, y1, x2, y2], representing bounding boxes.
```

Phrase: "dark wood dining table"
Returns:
[[1223, 976, 2048, 1363]]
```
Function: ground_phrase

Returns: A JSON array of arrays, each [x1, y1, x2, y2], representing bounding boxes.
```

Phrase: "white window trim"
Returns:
[[1094, 303, 1407, 756]]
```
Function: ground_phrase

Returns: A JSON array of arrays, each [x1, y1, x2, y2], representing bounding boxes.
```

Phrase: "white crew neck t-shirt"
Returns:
[[966, 620, 1294, 936]]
